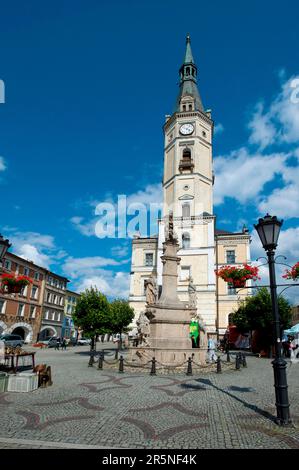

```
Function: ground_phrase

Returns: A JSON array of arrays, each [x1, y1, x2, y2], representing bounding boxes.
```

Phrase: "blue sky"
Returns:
[[0, 0, 298, 301]]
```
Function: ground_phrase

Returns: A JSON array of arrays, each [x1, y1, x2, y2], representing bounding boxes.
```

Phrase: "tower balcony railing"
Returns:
[[179, 158, 194, 173]]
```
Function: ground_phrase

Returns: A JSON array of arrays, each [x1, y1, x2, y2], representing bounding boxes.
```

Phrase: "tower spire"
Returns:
[[174, 35, 204, 113]]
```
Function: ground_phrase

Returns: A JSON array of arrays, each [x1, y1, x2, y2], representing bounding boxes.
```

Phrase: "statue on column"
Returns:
[[136, 311, 150, 346], [145, 276, 157, 305], [188, 276, 197, 308], [165, 211, 177, 242]]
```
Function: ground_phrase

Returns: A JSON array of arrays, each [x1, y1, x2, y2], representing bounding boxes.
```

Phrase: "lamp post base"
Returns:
[[272, 357, 292, 426]]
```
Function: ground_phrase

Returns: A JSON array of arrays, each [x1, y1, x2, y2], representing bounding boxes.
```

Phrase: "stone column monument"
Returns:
[[128, 213, 207, 367]]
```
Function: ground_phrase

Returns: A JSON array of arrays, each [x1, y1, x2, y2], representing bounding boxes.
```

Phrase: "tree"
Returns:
[[110, 299, 135, 350], [231, 287, 292, 353], [72, 287, 111, 350]]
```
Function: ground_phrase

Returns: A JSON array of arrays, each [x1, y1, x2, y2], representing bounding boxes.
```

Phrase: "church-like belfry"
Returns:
[[129, 36, 251, 338]]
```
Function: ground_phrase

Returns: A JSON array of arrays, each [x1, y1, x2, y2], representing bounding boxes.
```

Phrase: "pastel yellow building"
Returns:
[[129, 36, 251, 338]]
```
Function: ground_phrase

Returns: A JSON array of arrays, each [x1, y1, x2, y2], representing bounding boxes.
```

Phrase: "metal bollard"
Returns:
[[242, 353, 247, 368], [235, 353, 241, 370], [119, 355, 124, 373], [226, 347, 231, 362], [216, 355, 222, 373], [88, 352, 94, 367], [150, 357, 156, 376], [186, 357, 193, 376], [98, 351, 104, 370]]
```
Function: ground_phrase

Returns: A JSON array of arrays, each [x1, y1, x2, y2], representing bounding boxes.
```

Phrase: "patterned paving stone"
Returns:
[[0, 344, 298, 449]]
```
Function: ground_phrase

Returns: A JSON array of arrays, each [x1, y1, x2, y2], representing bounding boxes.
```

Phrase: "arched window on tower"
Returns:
[[189, 104, 192, 111], [182, 203, 190, 218], [182, 232, 190, 249], [186, 67, 190, 76], [179, 147, 194, 173], [182, 105, 186, 112]]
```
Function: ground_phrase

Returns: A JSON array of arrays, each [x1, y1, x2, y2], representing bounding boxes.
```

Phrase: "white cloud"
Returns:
[[2, 229, 65, 269], [250, 228, 299, 305], [70, 183, 163, 239], [70, 216, 96, 237], [77, 271, 130, 298], [62, 256, 130, 298], [0, 157, 6, 172], [214, 123, 224, 136], [214, 147, 288, 205], [16, 244, 52, 268], [248, 76, 299, 148], [126, 183, 162, 206], [62, 256, 124, 278], [248, 103, 276, 149]]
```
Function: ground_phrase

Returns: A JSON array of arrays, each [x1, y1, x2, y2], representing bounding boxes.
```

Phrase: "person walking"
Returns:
[[55, 337, 61, 351], [207, 337, 217, 363], [61, 337, 67, 351]]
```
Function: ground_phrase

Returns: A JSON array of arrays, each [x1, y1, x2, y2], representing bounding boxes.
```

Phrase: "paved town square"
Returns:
[[1, 344, 299, 449]]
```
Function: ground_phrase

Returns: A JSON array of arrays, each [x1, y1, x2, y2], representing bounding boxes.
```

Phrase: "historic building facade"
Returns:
[[0, 253, 46, 342], [0, 252, 70, 342], [39, 272, 69, 340], [62, 290, 80, 339], [129, 36, 251, 337]]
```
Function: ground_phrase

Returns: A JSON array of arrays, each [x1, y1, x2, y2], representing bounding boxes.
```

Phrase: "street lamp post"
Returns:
[[254, 214, 291, 426], [0, 234, 11, 267]]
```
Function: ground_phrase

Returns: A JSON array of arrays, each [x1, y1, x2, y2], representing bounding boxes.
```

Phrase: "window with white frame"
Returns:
[[145, 253, 154, 266], [18, 304, 25, 317], [182, 232, 190, 249], [20, 285, 28, 297], [0, 300, 6, 314], [180, 266, 190, 281], [47, 292, 52, 303], [23, 267, 29, 276], [51, 311, 55, 320], [44, 310, 49, 320], [31, 286, 38, 299], [34, 272, 39, 281], [182, 203, 190, 218], [60, 297, 64, 306], [226, 250, 236, 264], [227, 282, 236, 295], [4, 260, 11, 270], [57, 313, 61, 322], [30, 306, 36, 318]]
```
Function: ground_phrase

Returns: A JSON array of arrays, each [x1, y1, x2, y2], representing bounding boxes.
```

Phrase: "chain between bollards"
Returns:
[[186, 357, 193, 376], [119, 355, 124, 373], [150, 357, 156, 376]]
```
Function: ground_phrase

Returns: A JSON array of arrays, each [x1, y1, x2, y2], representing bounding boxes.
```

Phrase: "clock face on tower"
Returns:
[[179, 123, 194, 135]]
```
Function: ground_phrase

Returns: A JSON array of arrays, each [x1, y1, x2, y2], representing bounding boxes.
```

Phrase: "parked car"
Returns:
[[0, 334, 24, 348], [77, 337, 92, 345], [39, 336, 59, 348]]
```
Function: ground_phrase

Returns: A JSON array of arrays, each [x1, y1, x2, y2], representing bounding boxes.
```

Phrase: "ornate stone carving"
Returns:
[[144, 276, 157, 305]]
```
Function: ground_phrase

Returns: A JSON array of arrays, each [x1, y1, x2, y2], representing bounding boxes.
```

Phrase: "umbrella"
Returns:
[[289, 324, 299, 335]]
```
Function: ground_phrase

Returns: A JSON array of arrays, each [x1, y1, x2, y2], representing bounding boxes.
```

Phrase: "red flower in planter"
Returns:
[[282, 262, 299, 281], [215, 264, 260, 288], [0, 273, 33, 293]]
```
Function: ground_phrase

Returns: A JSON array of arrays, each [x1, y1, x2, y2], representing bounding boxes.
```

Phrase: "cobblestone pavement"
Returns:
[[1, 344, 299, 449]]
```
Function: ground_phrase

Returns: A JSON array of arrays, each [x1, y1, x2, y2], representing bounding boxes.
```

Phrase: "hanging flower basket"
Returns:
[[215, 264, 260, 288], [282, 262, 299, 281], [0, 273, 32, 294]]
